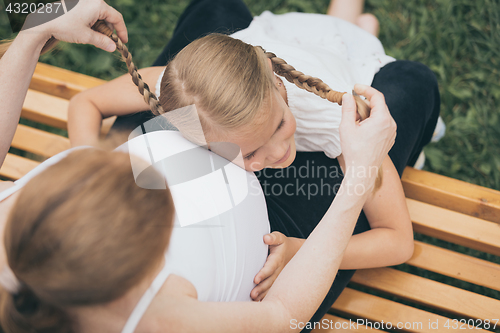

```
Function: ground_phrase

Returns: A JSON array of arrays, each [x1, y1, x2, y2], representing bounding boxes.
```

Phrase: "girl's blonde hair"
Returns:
[[158, 34, 276, 137], [0, 149, 174, 333]]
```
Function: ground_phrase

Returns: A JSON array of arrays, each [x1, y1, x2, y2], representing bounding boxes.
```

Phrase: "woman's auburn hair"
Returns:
[[0, 149, 174, 333]]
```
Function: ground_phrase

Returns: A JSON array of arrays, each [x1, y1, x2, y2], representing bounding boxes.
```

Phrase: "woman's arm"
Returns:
[[67, 66, 165, 147], [0, 33, 47, 167], [151, 165, 378, 333]]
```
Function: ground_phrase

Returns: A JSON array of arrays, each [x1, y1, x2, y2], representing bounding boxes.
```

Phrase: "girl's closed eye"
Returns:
[[245, 151, 257, 160], [244, 119, 285, 160], [277, 119, 285, 130]]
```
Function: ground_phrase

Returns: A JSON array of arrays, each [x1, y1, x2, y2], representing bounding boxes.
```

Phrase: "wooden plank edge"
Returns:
[[402, 167, 500, 223], [332, 288, 489, 332], [407, 241, 500, 291], [350, 267, 500, 321]]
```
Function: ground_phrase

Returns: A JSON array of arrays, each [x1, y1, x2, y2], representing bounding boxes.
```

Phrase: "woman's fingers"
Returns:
[[98, 2, 128, 43], [339, 93, 357, 132], [340, 84, 397, 174], [85, 30, 116, 52], [354, 84, 386, 113]]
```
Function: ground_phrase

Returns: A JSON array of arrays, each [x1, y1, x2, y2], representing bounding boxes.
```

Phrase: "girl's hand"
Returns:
[[339, 84, 397, 172], [21, 0, 127, 52], [251, 232, 300, 302]]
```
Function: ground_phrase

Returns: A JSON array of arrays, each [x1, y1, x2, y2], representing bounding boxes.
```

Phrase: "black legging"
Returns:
[[110, 0, 440, 331]]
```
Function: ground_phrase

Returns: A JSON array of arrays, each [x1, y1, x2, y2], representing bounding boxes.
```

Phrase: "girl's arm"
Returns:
[[67, 66, 165, 147], [337, 153, 414, 269]]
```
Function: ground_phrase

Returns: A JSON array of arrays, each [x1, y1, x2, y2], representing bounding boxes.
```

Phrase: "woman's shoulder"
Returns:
[[127, 274, 197, 333]]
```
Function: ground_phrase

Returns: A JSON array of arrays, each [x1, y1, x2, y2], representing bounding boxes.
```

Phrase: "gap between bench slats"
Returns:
[[402, 167, 500, 224], [407, 198, 500, 256], [0, 154, 40, 180], [407, 241, 500, 291], [311, 314, 385, 332], [331, 288, 489, 332], [350, 267, 500, 321]]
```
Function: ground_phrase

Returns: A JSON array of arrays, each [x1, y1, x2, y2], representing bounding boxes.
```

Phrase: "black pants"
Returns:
[[111, 0, 440, 330]]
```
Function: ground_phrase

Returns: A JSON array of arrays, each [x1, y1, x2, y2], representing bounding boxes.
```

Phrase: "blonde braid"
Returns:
[[263, 50, 370, 120], [91, 21, 164, 115], [262, 49, 382, 190]]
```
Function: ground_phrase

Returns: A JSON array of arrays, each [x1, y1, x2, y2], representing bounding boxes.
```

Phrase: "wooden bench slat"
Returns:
[[29, 73, 95, 101], [32, 63, 104, 100], [351, 267, 500, 320], [332, 288, 488, 332], [22, 89, 69, 129], [407, 198, 500, 256], [407, 241, 500, 291], [31, 63, 116, 135], [311, 314, 385, 332], [0, 154, 40, 180], [402, 167, 500, 223], [11, 124, 70, 158]]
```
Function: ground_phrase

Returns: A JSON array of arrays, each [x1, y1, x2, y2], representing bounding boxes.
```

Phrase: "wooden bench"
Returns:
[[2, 63, 499, 333]]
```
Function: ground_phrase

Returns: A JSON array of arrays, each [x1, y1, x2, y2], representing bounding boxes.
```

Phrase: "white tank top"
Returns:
[[119, 130, 270, 332]]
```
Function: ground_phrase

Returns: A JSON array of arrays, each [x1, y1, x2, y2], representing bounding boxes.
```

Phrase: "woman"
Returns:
[[0, 1, 397, 332], [67, 0, 440, 328]]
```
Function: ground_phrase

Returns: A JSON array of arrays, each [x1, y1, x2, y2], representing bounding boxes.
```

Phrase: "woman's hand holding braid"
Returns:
[[21, 0, 128, 51], [339, 84, 397, 189]]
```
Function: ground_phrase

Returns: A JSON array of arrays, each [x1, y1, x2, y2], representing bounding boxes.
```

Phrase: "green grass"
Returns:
[[2, 0, 499, 190]]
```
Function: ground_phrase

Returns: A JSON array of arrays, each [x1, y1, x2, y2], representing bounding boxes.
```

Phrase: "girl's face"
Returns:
[[207, 58, 296, 172], [229, 86, 297, 172]]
